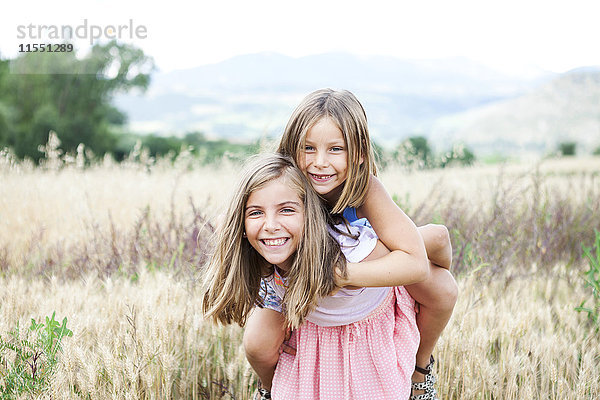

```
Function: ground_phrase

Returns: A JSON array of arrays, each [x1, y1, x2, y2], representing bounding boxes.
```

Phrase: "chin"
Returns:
[[263, 255, 286, 266], [316, 186, 333, 195]]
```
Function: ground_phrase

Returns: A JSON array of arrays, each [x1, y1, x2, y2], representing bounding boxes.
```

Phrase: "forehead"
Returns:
[[305, 117, 345, 143], [246, 177, 302, 206]]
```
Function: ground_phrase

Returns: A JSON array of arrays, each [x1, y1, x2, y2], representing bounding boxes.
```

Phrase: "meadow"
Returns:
[[1, 147, 599, 399]]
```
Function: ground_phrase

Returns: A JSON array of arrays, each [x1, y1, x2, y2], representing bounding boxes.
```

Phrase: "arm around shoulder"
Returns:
[[345, 176, 429, 287]]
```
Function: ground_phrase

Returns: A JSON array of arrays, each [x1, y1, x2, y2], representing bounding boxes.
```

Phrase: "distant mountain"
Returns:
[[144, 52, 542, 97], [431, 67, 600, 156], [114, 52, 555, 149]]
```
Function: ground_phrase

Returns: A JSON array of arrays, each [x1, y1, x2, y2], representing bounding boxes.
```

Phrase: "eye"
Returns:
[[304, 145, 315, 152], [331, 146, 344, 152], [247, 210, 262, 217], [281, 207, 296, 214]]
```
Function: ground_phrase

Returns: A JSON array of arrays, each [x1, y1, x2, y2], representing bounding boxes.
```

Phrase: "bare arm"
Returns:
[[336, 176, 429, 287], [339, 225, 452, 290], [338, 240, 390, 290]]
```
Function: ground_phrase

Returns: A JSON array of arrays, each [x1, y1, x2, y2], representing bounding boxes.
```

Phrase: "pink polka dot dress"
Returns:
[[269, 221, 420, 399], [271, 286, 418, 399]]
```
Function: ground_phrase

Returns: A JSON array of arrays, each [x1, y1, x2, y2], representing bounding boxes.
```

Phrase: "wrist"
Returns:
[[344, 262, 358, 287]]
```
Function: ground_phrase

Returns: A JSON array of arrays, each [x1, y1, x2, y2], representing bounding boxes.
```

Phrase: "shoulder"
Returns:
[[367, 175, 389, 199], [356, 175, 392, 219]]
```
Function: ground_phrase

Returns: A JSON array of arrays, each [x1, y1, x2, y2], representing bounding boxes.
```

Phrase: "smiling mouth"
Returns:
[[261, 238, 289, 246], [309, 173, 334, 182]]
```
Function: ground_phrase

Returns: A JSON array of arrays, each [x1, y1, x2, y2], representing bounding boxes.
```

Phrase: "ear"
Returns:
[[359, 154, 364, 165]]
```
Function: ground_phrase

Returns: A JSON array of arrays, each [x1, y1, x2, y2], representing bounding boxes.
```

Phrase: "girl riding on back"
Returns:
[[244, 89, 458, 400]]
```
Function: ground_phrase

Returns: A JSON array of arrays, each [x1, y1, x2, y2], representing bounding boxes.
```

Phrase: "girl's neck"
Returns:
[[322, 185, 343, 208], [274, 264, 288, 277]]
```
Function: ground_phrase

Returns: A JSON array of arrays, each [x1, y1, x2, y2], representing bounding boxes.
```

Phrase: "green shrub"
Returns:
[[575, 229, 600, 331], [0, 312, 73, 398], [558, 141, 577, 156], [437, 143, 475, 167], [395, 136, 433, 169]]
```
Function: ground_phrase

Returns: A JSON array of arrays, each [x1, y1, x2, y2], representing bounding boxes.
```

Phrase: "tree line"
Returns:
[[0, 41, 478, 168]]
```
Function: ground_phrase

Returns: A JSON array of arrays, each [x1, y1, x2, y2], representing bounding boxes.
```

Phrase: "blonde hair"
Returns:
[[201, 153, 346, 329], [278, 88, 377, 213]]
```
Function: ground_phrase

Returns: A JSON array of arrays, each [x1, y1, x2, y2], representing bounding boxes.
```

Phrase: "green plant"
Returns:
[[558, 141, 577, 156], [437, 142, 476, 168], [395, 136, 433, 169], [575, 229, 600, 331], [451, 229, 489, 275], [0, 312, 73, 398]]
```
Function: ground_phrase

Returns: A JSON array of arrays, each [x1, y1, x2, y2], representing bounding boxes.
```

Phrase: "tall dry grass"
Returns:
[[381, 159, 600, 277], [0, 271, 254, 399], [2, 150, 599, 280], [1, 147, 600, 398], [0, 268, 598, 399]]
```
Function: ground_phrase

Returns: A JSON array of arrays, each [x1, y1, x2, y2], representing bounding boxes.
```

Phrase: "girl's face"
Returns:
[[244, 177, 305, 273], [299, 117, 348, 204]]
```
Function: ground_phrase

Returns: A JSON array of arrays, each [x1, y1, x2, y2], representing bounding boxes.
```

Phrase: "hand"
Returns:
[[279, 327, 296, 355], [334, 262, 359, 288], [329, 265, 346, 295], [334, 263, 364, 290], [334, 263, 350, 288]]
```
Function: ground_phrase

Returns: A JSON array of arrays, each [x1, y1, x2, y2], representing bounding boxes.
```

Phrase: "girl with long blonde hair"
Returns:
[[202, 153, 345, 329]]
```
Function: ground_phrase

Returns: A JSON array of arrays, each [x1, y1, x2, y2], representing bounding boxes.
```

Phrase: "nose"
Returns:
[[314, 150, 328, 168], [263, 212, 281, 232]]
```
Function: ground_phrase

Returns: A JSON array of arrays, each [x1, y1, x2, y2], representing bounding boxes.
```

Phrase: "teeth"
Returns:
[[311, 173, 332, 180], [263, 238, 287, 246]]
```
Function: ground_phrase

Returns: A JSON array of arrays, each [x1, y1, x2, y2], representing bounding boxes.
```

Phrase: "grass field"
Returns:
[[1, 153, 599, 399]]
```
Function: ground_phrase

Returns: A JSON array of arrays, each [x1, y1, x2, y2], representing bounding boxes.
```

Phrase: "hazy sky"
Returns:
[[2, 0, 599, 75]]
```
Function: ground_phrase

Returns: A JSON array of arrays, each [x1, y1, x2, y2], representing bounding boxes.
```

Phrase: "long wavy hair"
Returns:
[[278, 88, 378, 213], [201, 153, 346, 329]]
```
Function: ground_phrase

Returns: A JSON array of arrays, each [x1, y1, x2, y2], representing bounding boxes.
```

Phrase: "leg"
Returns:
[[418, 224, 452, 269], [243, 307, 287, 391], [361, 226, 456, 396], [405, 264, 458, 396]]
